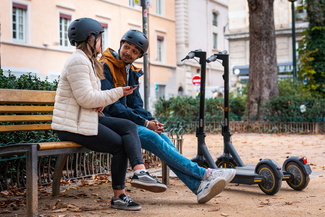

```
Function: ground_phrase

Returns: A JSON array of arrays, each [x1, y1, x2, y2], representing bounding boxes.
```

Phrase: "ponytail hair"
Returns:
[[76, 36, 104, 80]]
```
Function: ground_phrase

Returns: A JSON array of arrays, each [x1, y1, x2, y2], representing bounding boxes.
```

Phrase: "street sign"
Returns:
[[192, 75, 201, 86], [134, 0, 152, 7]]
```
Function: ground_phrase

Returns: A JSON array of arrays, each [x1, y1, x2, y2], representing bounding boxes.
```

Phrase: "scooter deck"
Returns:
[[231, 164, 264, 185]]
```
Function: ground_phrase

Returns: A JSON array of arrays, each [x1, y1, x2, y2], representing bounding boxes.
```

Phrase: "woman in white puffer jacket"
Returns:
[[51, 18, 166, 211]]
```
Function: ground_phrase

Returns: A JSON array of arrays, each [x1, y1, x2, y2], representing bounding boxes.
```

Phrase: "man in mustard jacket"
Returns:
[[100, 30, 235, 204]]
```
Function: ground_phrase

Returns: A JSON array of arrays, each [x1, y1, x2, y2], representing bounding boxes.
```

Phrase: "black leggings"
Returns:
[[56, 116, 144, 190]]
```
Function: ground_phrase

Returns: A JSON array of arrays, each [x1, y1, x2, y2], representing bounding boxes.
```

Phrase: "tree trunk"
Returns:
[[247, 0, 278, 119]]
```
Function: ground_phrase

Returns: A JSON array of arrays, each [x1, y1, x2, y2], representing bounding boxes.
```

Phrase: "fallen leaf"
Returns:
[[101, 210, 116, 214], [79, 206, 97, 211], [54, 201, 68, 209], [67, 204, 79, 209], [96, 198, 110, 203], [208, 208, 220, 212], [260, 199, 271, 205], [52, 208, 69, 213], [0, 209, 11, 214]]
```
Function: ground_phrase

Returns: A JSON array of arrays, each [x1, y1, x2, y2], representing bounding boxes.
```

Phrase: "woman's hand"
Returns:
[[94, 107, 104, 112], [122, 86, 137, 96]]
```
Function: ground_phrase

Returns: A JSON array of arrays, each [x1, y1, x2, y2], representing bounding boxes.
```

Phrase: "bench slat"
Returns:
[[38, 141, 82, 150], [0, 106, 54, 113], [0, 115, 53, 122], [0, 89, 55, 104], [0, 124, 51, 132]]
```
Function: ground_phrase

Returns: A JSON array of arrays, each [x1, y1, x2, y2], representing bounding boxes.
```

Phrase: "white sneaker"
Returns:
[[207, 168, 236, 183], [197, 177, 226, 204]]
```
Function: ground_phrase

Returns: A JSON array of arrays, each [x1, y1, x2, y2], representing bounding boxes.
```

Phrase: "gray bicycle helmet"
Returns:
[[120, 30, 149, 56], [68, 18, 104, 46]]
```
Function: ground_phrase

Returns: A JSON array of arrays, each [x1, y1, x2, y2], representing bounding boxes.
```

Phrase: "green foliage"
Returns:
[[154, 79, 323, 128], [262, 96, 325, 122], [297, 0, 325, 97], [229, 83, 248, 118], [0, 70, 58, 90], [278, 78, 312, 97], [154, 96, 246, 127], [247, 79, 322, 122]]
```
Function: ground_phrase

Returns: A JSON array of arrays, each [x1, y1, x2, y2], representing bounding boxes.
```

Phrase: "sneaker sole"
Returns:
[[225, 169, 236, 183], [213, 169, 237, 183], [198, 179, 226, 204], [111, 204, 142, 211], [131, 181, 167, 193]]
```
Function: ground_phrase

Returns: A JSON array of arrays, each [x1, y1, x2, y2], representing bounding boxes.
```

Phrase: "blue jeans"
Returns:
[[138, 125, 206, 194]]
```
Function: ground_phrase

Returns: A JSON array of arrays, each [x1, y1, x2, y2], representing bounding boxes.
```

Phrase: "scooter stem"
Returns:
[[192, 51, 218, 169]]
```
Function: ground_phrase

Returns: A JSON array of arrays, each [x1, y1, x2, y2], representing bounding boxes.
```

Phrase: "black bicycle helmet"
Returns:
[[68, 18, 104, 46], [120, 30, 149, 55]]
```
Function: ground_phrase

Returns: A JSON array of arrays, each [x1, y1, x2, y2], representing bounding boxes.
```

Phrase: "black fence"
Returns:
[[184, 121, 325, 134]]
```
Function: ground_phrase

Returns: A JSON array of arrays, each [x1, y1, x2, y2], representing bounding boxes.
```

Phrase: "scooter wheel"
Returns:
[[257, 164, 282, 195], [192, 159, 209, 168], [285, 161, 310, 191], [216, 159, 237, 168]]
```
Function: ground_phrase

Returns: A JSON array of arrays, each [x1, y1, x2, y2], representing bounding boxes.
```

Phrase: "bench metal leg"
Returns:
[[161, 161, 169, 186], [26, 145, 39, 217], [52, 154, 69, 196]]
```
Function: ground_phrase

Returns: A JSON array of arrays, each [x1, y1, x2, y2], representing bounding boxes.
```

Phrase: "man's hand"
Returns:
[[156, 120, 165, 133], [148, 120, 165, 134], [122, 86, 137, 96]]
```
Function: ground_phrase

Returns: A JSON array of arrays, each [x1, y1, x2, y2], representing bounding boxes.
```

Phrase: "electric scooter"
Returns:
[[182, 50, 312, 195], [181, 49, 218, 169]]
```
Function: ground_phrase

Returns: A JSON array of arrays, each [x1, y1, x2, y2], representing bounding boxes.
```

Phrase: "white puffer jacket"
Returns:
[[51, 49, 123, 136]]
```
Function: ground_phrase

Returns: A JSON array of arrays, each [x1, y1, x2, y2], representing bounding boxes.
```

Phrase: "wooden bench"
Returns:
[[0, 88, 170, 217], [0, 89, 92, 216]]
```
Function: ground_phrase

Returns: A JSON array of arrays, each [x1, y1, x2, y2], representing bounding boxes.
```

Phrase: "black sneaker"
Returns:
[[130, 171, 167, 192], [111, 194, 141, 211]]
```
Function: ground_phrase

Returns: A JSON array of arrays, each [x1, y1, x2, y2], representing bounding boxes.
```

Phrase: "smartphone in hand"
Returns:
[[131, 84, 139, 88]]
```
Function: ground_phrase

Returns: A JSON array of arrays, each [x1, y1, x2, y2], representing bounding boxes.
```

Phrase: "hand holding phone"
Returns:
[[131, 84, 139, 88]]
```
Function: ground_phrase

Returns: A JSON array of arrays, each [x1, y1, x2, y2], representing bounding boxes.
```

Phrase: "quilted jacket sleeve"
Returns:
[[66, 53, 123, 109]]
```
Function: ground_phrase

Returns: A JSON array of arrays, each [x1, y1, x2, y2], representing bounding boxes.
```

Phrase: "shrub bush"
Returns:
[[154, 78, 324, 127], [262, 96, 325, 122], [154, 96, 246, 127]]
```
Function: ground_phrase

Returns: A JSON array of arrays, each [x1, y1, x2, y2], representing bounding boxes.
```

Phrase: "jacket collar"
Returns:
[[101, 48, 142, 74]]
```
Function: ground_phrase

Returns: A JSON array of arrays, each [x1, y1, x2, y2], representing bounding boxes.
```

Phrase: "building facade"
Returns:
[[0, 0, 176, 111], [175, 0, 229, 98], [1, 0, 306, 108], [227, 0, 308, 90]]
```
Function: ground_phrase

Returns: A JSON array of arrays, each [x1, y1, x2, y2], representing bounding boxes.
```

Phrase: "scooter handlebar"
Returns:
[[181, 49, 202, 61], [206, 50, 228, 63]]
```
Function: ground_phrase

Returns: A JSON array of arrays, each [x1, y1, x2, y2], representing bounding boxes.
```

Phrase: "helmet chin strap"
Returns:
[[87, 34, 101, 58]]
